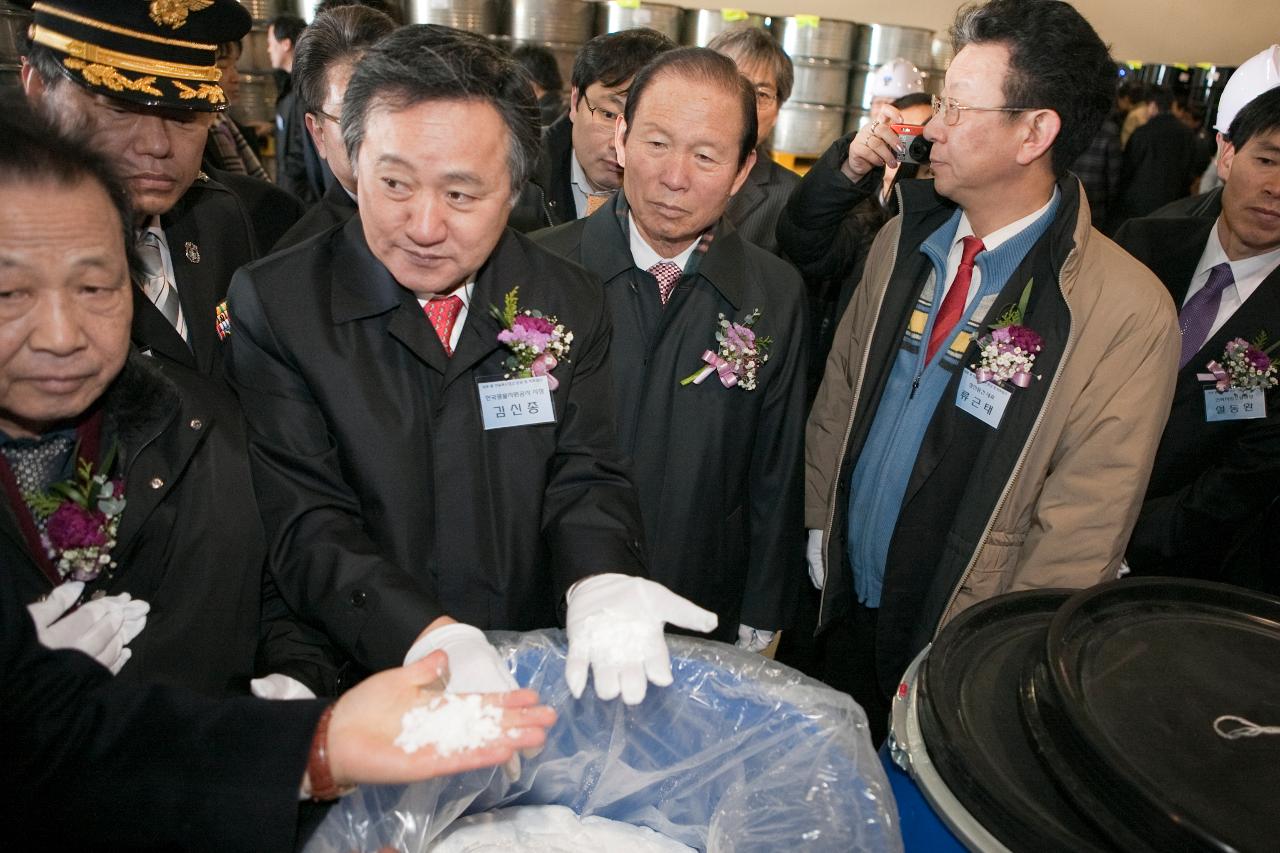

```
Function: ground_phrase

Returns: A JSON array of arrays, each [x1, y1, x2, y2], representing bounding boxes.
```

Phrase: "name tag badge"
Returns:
[[956, 369, 1011, 429], [1203, 387, 1266, 422], [477, 375, 556, 430]]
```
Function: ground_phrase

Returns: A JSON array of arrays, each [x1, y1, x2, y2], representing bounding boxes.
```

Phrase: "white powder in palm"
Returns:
[[395, 694, 505, 755], [577, 614, 654, 666]]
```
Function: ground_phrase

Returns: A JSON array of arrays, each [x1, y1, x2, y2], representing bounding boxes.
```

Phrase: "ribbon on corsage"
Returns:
[[681, 309, 772, 391]]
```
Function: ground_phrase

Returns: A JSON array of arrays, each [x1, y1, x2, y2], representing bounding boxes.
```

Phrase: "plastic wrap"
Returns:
[[305, 630, 902, 852]]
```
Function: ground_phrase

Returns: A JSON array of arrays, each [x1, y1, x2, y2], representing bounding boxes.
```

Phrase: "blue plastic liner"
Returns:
[[306, 630, 902, 852]]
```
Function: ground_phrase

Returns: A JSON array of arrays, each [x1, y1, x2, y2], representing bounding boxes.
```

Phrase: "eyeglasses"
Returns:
[[312, 107, 341, 125], [930, 94, 1029, 126], [580, 92, 622, 129], [754, 87, 778, 106]]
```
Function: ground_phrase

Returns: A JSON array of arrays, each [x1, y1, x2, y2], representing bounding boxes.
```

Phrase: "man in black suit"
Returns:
[[508, 29, 675, 232], [1117, 88, 1280, 594], [273, 4, 397, 251], [20, 0, 301, 376], [535, 48, 807, 651], [709, 27, 800, 256], [227, 27, 714, 708]]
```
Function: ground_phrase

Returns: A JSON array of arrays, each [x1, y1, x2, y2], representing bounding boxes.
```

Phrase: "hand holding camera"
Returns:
[[841, 105, 932, 183]]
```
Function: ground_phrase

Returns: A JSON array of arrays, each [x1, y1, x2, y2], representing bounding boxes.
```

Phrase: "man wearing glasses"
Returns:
[[273, 5, 397, 251], [708, 27, 800, 257], [804, 0, 1180, 742], [510, 29, 675, 232]]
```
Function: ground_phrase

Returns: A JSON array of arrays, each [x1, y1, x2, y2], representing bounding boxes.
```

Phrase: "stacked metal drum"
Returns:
[[771, 15, 857, 158], [407, 0, 499, 32], [234, 0, 286, 136], [599, 1, 682, 43], [0, 0, 30, 91], [846, 23, 934, 134], [682, 7, 767, 47], [507, 0, 597, 87]]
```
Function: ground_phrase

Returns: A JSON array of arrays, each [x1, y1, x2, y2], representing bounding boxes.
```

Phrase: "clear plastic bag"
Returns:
[[305, 630, 902, 853]]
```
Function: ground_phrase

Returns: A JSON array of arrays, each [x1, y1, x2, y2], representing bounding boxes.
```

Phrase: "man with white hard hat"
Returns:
[[1151, 45, 1280, 219], [868, 57, 927, 113]]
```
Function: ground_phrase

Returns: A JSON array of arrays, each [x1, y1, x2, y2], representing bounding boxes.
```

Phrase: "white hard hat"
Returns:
[[1215, 45, 1280, 135], [870, 57, 926, 99]]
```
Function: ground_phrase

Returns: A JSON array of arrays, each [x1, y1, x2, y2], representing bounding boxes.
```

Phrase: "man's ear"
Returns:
[[1217, 139, 1237, 184], [614, 115, 628, 169], [729, 149, 757, 197], [1015, 108, 1061, 167], [304, 112, 327, 161], [20, 58, 46, 102], [568, 86, 580, 124]]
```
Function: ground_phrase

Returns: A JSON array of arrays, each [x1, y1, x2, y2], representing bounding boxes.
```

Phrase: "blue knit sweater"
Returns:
[[847, 195, 1060, 607]]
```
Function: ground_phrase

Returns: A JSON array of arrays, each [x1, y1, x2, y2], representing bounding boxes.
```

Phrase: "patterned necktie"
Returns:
[[927, 236, 985, 362], [135, 231, 186, 340], [585, 193, 611, 215], [648, 261, 682, 305], [424, 295, 464, 356], [1178, 262, 1234, 368]]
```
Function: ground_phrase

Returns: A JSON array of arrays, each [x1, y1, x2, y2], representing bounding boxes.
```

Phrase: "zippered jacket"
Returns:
[[805, 175, 1180, 692]]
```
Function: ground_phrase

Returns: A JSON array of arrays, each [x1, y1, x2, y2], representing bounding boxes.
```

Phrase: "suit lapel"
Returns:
[[163, 208, 219, 373], [1148, 218, 1216, 308], [131, 285, 197, 369], [330, 216, 451, 376], [444, 243, 514, 389]]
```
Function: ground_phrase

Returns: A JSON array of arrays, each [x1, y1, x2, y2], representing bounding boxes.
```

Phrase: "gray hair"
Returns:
[[342, 25, 540, 195], [707, 27, 794, 105]]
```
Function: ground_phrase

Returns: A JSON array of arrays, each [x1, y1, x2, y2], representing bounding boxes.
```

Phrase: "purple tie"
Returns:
[[1178, 262, 1234, 368]]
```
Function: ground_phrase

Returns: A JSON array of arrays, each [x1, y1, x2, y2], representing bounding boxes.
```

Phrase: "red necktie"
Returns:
[[424, 295, 464, 356], [927, 236, 985, 362]]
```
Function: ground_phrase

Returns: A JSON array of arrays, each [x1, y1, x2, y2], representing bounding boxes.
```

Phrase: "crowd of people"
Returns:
[[2, 0, 1278, 847]]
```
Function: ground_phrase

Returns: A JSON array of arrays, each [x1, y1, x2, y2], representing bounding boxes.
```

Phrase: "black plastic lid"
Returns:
[[1041, 578, 1280, 853], [917, 589, 1118, 853]]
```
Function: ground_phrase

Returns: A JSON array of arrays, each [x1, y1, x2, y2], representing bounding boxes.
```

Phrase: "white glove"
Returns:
[[565, 573, 718, 705], [250, 673, 317, 700], [735, 625, 776, 653], [404, 622, 523, 779], [404, 623, 519, 694], [806, 529, 826, 590], [26, 581, 149, 675]]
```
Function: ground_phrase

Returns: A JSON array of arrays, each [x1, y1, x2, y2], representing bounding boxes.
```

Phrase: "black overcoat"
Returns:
[[225, 218, 646, 672], [0, 356, 319, 696], [534, 196, 807, 640], [1116, 215, 1280, 593]]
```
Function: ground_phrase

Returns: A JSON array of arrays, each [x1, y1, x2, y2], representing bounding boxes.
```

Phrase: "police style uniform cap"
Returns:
[[26, 0, 252, 112]]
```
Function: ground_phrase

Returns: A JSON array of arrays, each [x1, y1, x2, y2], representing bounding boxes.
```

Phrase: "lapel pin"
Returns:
[[185, 242, 201, 264]]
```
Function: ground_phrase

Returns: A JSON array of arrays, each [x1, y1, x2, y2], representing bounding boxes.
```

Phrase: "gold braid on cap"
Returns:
[[150, 0, 215, 30], [63, 58, 162, 97], [173, 79, 225, 104], [30, 25, 223, 82]]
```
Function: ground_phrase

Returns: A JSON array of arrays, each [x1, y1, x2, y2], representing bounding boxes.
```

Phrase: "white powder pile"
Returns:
[[428, 804, 695, 852], [395, 694, 506, 755], [576, 614, 655, 666]]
